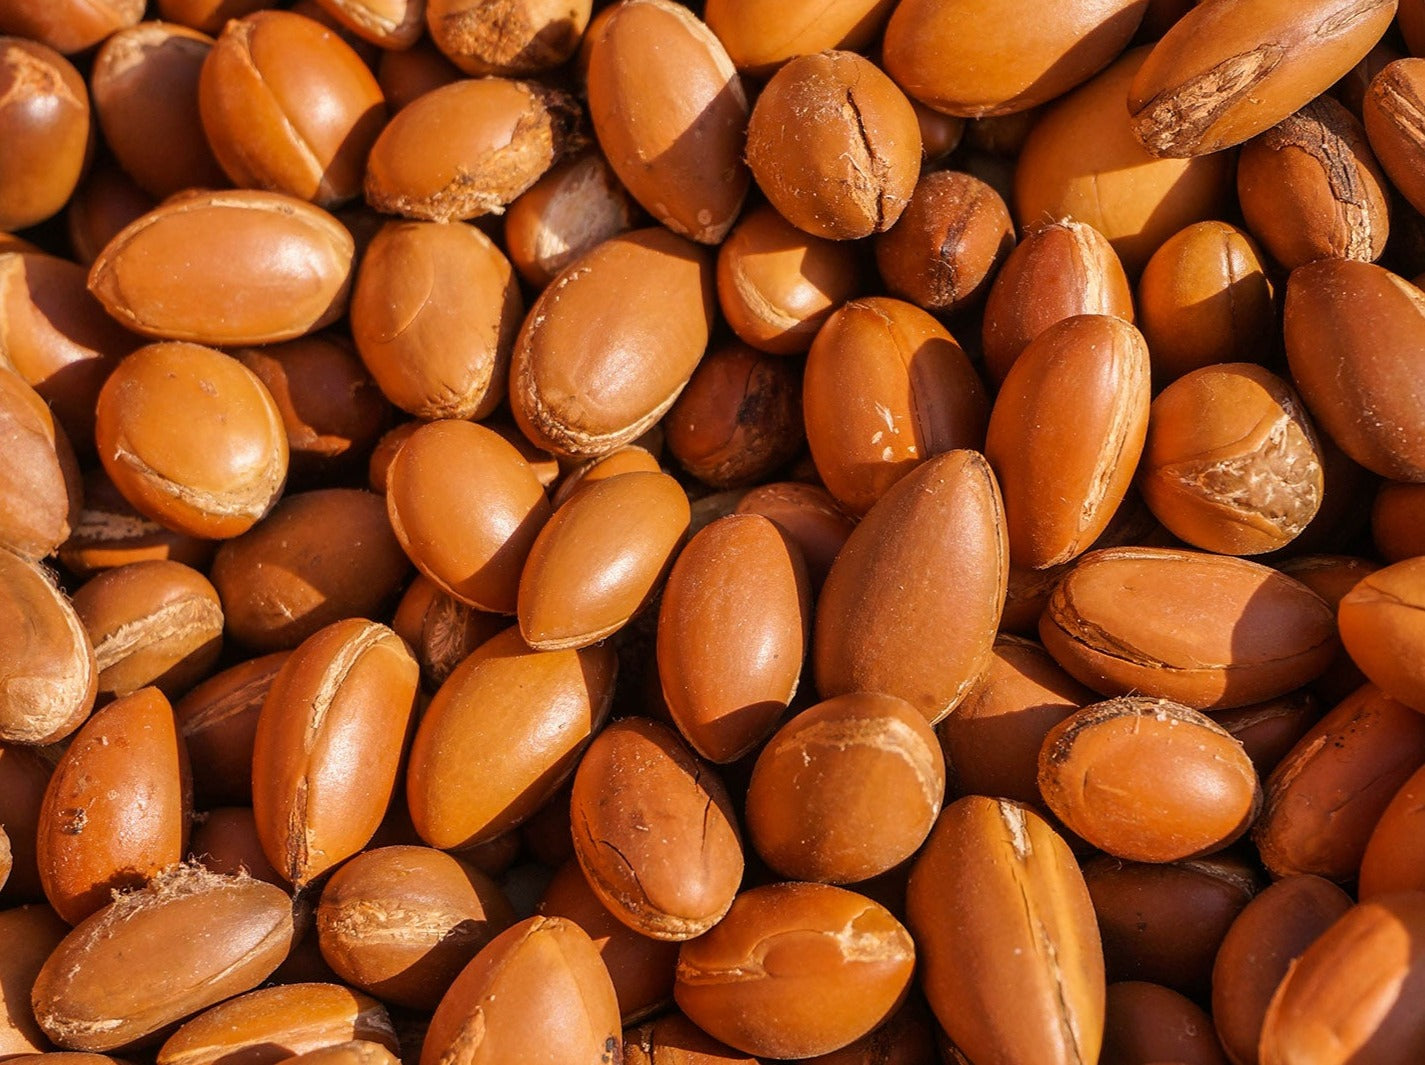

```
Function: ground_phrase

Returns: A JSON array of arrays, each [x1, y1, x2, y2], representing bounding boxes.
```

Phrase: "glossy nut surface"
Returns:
[[1338, 557, 1425, 711], [175, 652, 287, 808], [1364, 57, 1425, 215], [0, 39, 89, 231], [704, 0, 895, 76], [502, 152, 637, 288], [0, 365, 81, 561]]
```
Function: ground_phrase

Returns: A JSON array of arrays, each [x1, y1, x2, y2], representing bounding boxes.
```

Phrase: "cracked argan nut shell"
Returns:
[[703, 0, 894, 77], [1127, 0, 1396, 158], [570, 717, 743, 941], [517, 471, 691, 651], [813, 449, 1008, 724], [1364, 58, 1425, 216], [907, 797, 1104, 1065], [88, 190, 355, 345], [313, 0, 423, 48], [586, 0, 748, 245], [0, 904, 69, 1056], [985, 314, 1151, 571], [58, 468, 216, 581], [510, 227, 715, 459], [406, 626, 616, 850], [503, 152, 638, 289], [251, 618, 419, 887], [31, 865, 297, 1052], [364, 77, 578, 222], [745, 692, 944, 884], [0, 39, 89, 232], [676, 882, 915, 1059], [1360, 762, 1425, 897], [804, 297, 988, 516], [1038, 697, 1262, 863], [384, 419, 552, 614], [426, 0, 589, 75], [623, 1012, 756, 1065], [745, 50, 921, 241], [94, 342, 288, 540], [350, 220, 522, 421], [1140, 363, 1324, 556], [1039, 547, 1338, 710], [0, 366, 82, 561], [174, 652, 288, 808], [421, 916, 620, 1065], [316, 845, 515, 1011], [1284, 259, 1425, 482], [0, 551, 96, 746]]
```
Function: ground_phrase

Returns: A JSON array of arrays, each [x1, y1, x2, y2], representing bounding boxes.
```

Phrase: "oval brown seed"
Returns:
[[0, 904, 69, 1057], [1338, 556, 1425, 712], [175, 652, 288, 809], [0, 365, 82, 562]]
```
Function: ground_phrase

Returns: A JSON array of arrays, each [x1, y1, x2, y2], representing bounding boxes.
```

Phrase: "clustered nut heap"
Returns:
[[4, 0, 1425, 1063]]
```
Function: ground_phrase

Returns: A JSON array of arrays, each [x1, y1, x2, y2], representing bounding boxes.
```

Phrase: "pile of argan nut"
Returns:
[[4, 0, 1425, 1062]]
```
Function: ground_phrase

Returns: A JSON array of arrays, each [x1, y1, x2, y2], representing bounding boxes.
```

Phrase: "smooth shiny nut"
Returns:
[[732, 481, 855, 592], [0, 366, 82, 561], [0, 39, 89, 232], [704, 0, 895, 76], [174, 652, 288, 808], [1339, 556, 1425, 711], [502, 152, 638, 289]]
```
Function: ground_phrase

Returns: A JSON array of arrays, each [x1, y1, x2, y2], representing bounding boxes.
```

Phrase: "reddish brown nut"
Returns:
[[0, 0, 143, 53], [1373, 481, 1425, 560], [190, 807, 284, 886], [746, 692, 944, 884], [1364, 58, 1425, 216], [1338, 557, 1425, 711], [174, 652, 287, 808], [503, 152, 637, 289], [733, 481, 854, 593], [58, 468, 216, 581], [0, 39, 89, 232], [1, 743, 55, 906], [1101, 981, 1228, 1065], [0, 904, 69, 1056], [376, 37, 461, 111], [676, 882, 915, 1059], [703, 0, 894, 76], [624, 1012, 756, 1065], [311, 0, 423, 48], [155, 0, 270, 33], [251, 619, 419, 886], [746, 50, 921, 240], [1214, 689, 1326, 780], [425, 0, 589, 74], [570, 717, 743, 941], [814, 450, 1008, 724], [31, 865, 296, 1052], [1360, 763, 1425, 897], [550, 447, 663, 510], [0, 366, 81, 561], [389, 577, 503, 692], [276, 1042, 399, 1065]]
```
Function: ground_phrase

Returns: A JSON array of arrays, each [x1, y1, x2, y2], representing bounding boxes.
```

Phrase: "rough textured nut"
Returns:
[[704, 0, 895, 76], [389, 576, 504, 692], [0, 904, 69, 1056], [0, 39, 89, 231], [1364, 57, 1425, 216], [174, 652, 287, 808], [0, 366, 81, 561], [426, 0, 589, 75], [502, 152, 638, 289], [675, 882, 915, 1060], [1339, 556, 1425, 711]]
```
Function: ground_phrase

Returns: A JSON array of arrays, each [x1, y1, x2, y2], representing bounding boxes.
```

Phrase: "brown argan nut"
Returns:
[[804, 297, 989, 516], [426, 0, 589, 75], [190, 807, 284, 886], [874, 169, 1014, 314], [1373, 481, 1425, 560], [1259, 894, 1425, 1065], [155, 0, 270, 34], [980, 218, 1135, 385], [0, 550, 97, 747], [1214, 689, 1326, 781], [376, 36, 461, 110], [210, 489, 409, 654], [1360, 763, 1425, 897], [1014, 47, 1235, 275], [1275, 554, 1377, 704], [511, 227, 715, 459], [624, 1012, 756, 1065], [570, 717, 743, 941], [349, 220, 522, 421], [0, 366, 82, 561], [715, 203, 863, 356], [1364, 58, 1425, 216], [907, 797, 1103, 1065], [251, 619, 419, 887], [390, 576, 504, 692], [732, 481, 854, 593], [549, 447, 663, 510], [276, 1041, 399, 1065], [503, 152, 637, 289], [364, 77, 578, 222], [676, 882, 915, 1059], [1136, 221, 1276, 385], [0, 904, 69, 1056], [407, 626, 616, 850], [1101, 981, 1228, 1065], [882, 0, 1146, 118], [0, 743, 51, 904], [1254, 683, 1425, 881], [1339, 557, 1425, 711], [795, 1000, 938, 1065], [518, 471, 690, 651], [1039, 697, 1261, 863], [745, 692, 944, 884], [1040, 547, 1338, 710], [174, 652, 287, 808], [94, 341, 288, 540], [0, 0, 144, 53], [310, 0, 423, 48], [1127, 0, 1396, 158], [746, 50, 921, 240], [814, 450, 1008, 724], [88, 190, 355, 346], [703, 0, 894, 77], [1210, 874, 1352, 1065], [58, 468, 216, 581], [385, 419, 551, 614], [986, 314, 1151, 570], [0, 39, 89, 232], [32, 865, 297, 1052]]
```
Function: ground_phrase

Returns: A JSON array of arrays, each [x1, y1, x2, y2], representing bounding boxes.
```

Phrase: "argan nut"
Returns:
[[1126, 0, 1397, 157], [90, 22, 227, 200], [518, 471, 690, 651], [745, 692, 944, 884], [211, 489, 409, 653], [1014, 47, 1234, 275], [1258, 893, 1425, 1065], [814, 450, 1008, 724], [0, 39, 89, 232], [0, 0, 144, 52], [1214, 689, 1325, 781], [88, 190, 355, 345], [882, 0, 1147, 117], [804, 297, 989, 515], [426, 0, 589, 75], [0, 550, 97, 746], [385, 419, 552, 614], [1210, 874, 1352, 1065], [58, 468, 216, 581], [312, 0, 423, 48], [155, 0, 270, 33], [31, 865, 297, 1052], [733, 481, 854, 592], [1360, 762, 1425, 897], [510, 227, 715, 459], [189, 807, 284, 886], [1364, 57, 1425, 216], [0, 904, 69, 1056], [570, 717, 743, 941], [623, 1012, 756, 1065], [1373, 481, 1425, 560], [986, 314, 1151, 570], [276, 1042, 399, 1065], [174, 652, 287, 808], [1, 742, 55, 905], [746, 50, 921, 240], [0, 824, 11, 891], [376, 37, 461, 110], [675, 882, 915, 1059], [980, 218, 1135, 385], [1101, 981, 1228, 1065], [390, 576, 504, 691], [503, 152, 638, 289], [0, 366, 82, 561], [350, 220, 522, 421], [364, 77, 578, 222], [251, 619, 419, 886], [1040, 547, 1338, 710], [1136, 221, 1276, 385], [703, 0, 894, 76], [406, 626, 616, 850], [549, 447, 663, 510], [1253, 683, 1425, 881], [1339, 556, 1425, 711], [420, 916, 619, 1065]]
